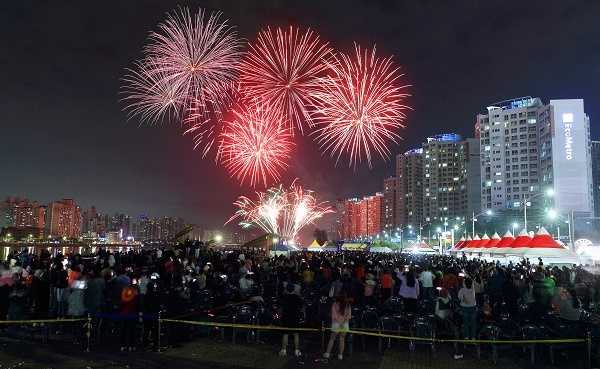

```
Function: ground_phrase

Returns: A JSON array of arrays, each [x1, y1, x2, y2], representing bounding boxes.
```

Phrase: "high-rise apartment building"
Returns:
[[477, 97, 543, 211], [47, 199, 81, 239], [464, 138, 482, 217], [339, 194, 383, 240], [131, 215, 185, 241], [82, 206, 98, 234], [422, 134, 469, 224], [592, 141, 600, 217], [383, 177, 397, 231], [396, 148, 424, 227], [392, 134, 480, 231], [1, 197, 46, 230], [477, 97, 593, 216], [539, 99, 594, 216], [340, 198, 360, 240]]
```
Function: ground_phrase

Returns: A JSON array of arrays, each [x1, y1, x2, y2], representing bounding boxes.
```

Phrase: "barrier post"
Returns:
[[587, 331, 592, 369], [157, 311, 162, 353], [85, 313, 92, 353], [321, 321, 325, 351]]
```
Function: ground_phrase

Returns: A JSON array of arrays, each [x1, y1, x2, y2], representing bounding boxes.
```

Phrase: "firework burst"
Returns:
[[217, 103, 294, 188], [238, 26, 332, 134], [311, 44, 411, 168], [122, 7, 243, 144], [121, 61, 184, 125], [227, 180, 333, 242]]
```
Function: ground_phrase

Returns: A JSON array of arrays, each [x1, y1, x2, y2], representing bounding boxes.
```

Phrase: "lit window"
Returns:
[[562, 113, 574, 123]]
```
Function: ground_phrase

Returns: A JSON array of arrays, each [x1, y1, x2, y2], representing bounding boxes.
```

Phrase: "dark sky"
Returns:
[[2, 0, 600, 239]]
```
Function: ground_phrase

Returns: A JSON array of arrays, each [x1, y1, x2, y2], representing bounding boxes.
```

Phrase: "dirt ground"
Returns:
[[0, 334, 589, 369]]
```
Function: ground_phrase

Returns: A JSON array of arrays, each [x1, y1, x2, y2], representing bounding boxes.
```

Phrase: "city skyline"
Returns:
[[2, 1, 600, 232]]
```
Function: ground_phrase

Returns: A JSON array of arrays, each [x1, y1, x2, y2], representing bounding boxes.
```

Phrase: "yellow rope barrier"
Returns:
[[0, 318, 86, 325], [162, 318, 320, 332], [161, 318, 587, 345]]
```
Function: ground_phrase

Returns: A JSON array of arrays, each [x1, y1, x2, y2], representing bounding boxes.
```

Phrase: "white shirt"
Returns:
[[458, 287, 477, 307], [239, 277, 254, 292], [419, 271, 434, 288]]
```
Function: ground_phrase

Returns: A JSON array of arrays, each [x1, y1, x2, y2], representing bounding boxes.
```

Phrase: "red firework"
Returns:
[[217, 103, 295, 188], [238, 26, 332, 134], [312, 44, 411, 168]]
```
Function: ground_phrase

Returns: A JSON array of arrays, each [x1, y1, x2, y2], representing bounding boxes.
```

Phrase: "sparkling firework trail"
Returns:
[[121, 61, 184, 125], [217, 103, 294, 188], [238, 26, 332, 134], [122, 7, 243, 153], [311, 44, 411, 168], [227, 181, 333, 242]]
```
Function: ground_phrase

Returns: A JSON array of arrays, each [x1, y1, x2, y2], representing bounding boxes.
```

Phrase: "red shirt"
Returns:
[[355, 266, 365, 280], [381, 273, 393, 289]]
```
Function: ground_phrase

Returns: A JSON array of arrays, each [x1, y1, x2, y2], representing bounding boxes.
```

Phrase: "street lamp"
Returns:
[[523, 188, 554, 231], [471, 210, 493, 238], [545, 209, 573, 248]]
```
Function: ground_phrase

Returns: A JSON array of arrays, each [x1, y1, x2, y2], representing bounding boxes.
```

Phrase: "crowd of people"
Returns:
[[0, 242, 598, 360]]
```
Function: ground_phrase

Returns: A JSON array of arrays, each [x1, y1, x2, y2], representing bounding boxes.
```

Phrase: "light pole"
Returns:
[[523, 188, 554, 232], [547, 209, 574, 250], [436, 227, 442, 253], [511, 222, 519, 235], [471, 210, 493, 238], [418, 222, 432, 242], [452, 224, 459, 246]]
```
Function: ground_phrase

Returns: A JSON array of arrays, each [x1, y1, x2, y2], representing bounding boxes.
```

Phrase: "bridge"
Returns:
[[0, 241, 143, 260]]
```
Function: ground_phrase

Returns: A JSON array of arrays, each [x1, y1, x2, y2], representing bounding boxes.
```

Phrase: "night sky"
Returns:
[[2, 1, 600, 240]]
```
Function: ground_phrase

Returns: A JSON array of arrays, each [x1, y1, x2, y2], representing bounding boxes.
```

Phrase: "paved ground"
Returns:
[[0, 334, 591, 369]]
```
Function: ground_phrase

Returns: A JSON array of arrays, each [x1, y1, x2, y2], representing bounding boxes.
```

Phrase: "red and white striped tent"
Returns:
[[464, 234, 481, 251], [484, 232, 502, 250], [459, 235, 473, 250], [450, 235, 471, 253], [518, 227, 578, 262], [502, 229, 532, 253], [452, 236, 466, 251], [467, 233, 490, 253], [492, 230, 516, 253]]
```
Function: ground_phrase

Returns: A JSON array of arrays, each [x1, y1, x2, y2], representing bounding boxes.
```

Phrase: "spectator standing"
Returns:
[[0, 265, 12, 320], [324, 294, 351, 361], [458, 278, 477, 340], [380, 270, 394, 302], [419, 266, 434, 300], [85, 269, 105, 316], [399, 269, 419, 313], [52, 263, 68, 317], [279, 283, 304, 357], [120, 283, 139, 352], [7, 275, 28, 321]]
